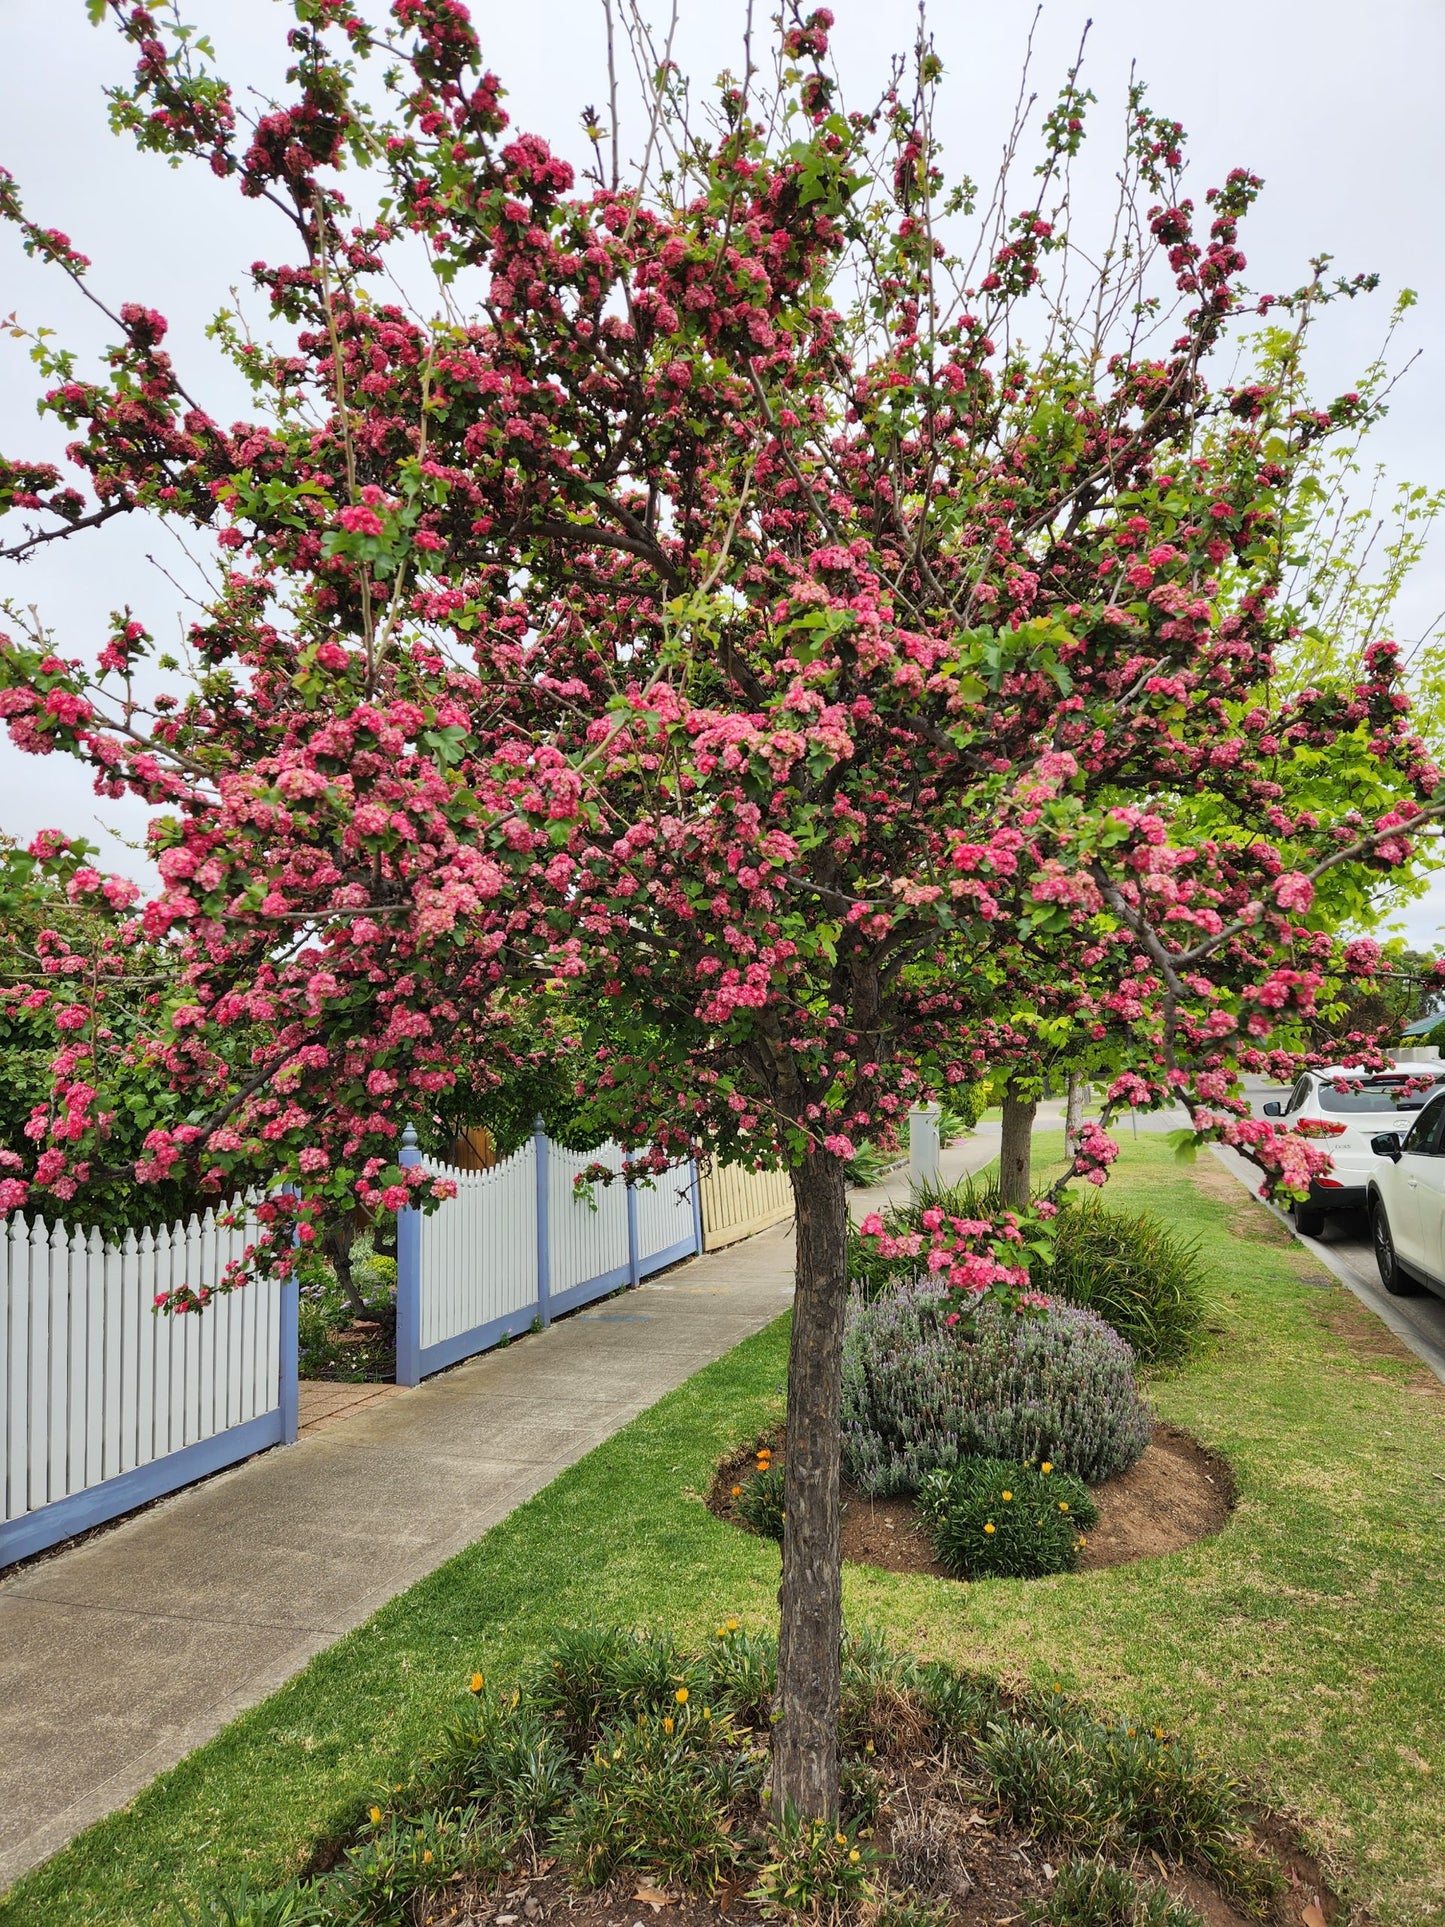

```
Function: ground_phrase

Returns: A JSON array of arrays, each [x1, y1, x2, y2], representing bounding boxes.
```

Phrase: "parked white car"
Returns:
[[1261, 1065, 1445, 1236], [1366, 1089, 1445, 1299]]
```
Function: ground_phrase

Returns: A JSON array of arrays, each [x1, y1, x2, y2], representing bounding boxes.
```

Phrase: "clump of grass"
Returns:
[[730, 1444, 786, 1544], [750, 1812, 874, 1917], [1042, 1198, 1207, 1366], [978, 1712, 1280, 1908], [1027, 1857, 1204, 1927], [917, 1458, 1098, 1580], [549, 1707, 754, 1890], [170, 1886, 325, 1927], [887, 1802, 972, 1897]]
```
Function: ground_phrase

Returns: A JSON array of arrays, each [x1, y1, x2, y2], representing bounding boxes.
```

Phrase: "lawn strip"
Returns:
[[4, 1134, 1442, 1926]]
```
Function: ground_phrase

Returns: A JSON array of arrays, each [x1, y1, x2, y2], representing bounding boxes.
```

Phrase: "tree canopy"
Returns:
[[2, 0, 1443, 1813]]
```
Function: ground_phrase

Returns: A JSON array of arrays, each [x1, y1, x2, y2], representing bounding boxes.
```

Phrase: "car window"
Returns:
[[1317, 1077, 1441, 1116], [1402, 1094, 1445, 1156], [1286, 1078, 1310, 1114]]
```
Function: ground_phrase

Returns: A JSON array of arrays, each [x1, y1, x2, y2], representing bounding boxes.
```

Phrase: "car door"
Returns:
[[1388, 1094, 1445, 1269], [1406, 1096, 1445, 1287]]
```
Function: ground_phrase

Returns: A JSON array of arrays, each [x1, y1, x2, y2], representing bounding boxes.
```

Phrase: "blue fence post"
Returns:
[[279, 1276, 299, 1442], [626, 1174, 641, 1290], [534, 1117, 552, 1329], [689, 1157, 704, 1256], [395, 1124, 423, 1386]]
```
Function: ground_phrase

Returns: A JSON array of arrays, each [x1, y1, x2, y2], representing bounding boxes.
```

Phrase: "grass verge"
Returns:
[[3, 1134, 1443, 1925]]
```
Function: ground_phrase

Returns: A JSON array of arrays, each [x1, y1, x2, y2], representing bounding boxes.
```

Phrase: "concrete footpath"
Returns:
[[0, 1223, 793, 1889], [0, 1137, 1003, 1893]]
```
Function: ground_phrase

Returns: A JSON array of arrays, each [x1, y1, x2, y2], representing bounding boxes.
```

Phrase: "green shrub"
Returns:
[[977, 1712, 1277, 1904], [524, 1626, 708, 1751], [1027, 1857, 1204, 1927], [845, 1141, 906, 1187], [1042, 1198, 1206, 1365], [424, 1681, 575, 1832], [750, 1813, 875, 1917], [918, 1458, 1098, 1579], [701, 1622, 778, 1726], [843, 1291, 1151, 1493], [548, 1709, 750, 1890], [733, 1462, 786, 1543], [914, 1660, 1006, 1749], [321, 1807, 497, 1923]]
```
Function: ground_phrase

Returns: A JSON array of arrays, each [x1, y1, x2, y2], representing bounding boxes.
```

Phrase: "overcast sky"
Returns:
[[2, 0, 1443, 941]]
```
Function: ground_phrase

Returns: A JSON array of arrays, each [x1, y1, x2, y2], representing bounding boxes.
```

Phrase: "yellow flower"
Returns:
[[675, 1686, 689, 1704], [1041, 1461, 1053, 1474], [369, 1806, 383, 1826], [835, 1832, 847, 1846], [1053, 1682, 1062, 1694], [1001, 1490, 1012, 1501], [1058, 1501, 1069, 1512], [849, 1850, 861, 1864], [983, 1521, 996, 1534], [717, 1626, 727, 1638], [731, 1485, 742, 1498], [469, 1672, 485, 1694], [1154, 1727, 1165, 1740], [422, 1849, 433, 1865], [663, 1716, 674, 1734], [726, 1617, 739, 1631], [702, 1706, 712, 1721]]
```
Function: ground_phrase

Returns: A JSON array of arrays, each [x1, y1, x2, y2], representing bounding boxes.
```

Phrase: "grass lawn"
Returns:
[[4, 1134, 1443, 1926]]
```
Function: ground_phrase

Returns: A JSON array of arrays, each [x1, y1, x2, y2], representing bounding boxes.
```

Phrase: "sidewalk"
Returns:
[[1, 1224, 796, 1889], [0, 1134, 1003, 1892]]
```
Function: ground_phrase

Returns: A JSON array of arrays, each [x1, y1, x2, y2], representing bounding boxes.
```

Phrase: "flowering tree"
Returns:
[[3, 0, 1443, 1814]]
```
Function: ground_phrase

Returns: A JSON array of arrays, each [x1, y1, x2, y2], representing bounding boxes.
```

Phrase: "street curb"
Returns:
[[1207, 1145, 1445, 1387]]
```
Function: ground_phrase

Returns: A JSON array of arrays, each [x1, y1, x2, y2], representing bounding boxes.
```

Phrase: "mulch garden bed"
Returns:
[[707, 1423, 1235, 1581], [405, 1781, 1336, 1927]]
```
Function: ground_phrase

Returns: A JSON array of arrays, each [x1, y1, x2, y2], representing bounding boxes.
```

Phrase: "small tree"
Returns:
[[2, 2, 1443, 1815]]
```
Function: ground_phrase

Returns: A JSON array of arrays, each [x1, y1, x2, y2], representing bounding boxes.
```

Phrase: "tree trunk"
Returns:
[[1064, 1071, 1085, 1162], [324, 1215, 371, 1323], [773, 1144, 850, 1820], [999, 1081, 1036, 1210]]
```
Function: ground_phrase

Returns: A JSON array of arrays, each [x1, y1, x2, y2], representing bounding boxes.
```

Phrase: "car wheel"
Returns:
[[1371, 1203, 1420, 1296], [1291, 1198, 1326, 1238]]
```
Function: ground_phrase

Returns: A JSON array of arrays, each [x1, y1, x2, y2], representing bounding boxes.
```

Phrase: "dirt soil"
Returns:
[[709, 1423, 1234, 1580]]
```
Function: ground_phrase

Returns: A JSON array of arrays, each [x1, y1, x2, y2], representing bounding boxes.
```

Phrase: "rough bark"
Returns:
[[1064, 1071, 1086, 1162], [773, 1144, 850, 1819], [324, 1213, 371, 1322], [999, 1081, 1037, 1210]]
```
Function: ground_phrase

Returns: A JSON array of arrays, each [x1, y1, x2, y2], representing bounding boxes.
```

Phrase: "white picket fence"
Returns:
[[395, 1128, 701, 1382], [1, 1130, 709, 1563], [1, 1206, 296, 1570]]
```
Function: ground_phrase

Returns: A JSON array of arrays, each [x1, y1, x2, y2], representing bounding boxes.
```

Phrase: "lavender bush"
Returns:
[[842, 1287, 1152, 1495]]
